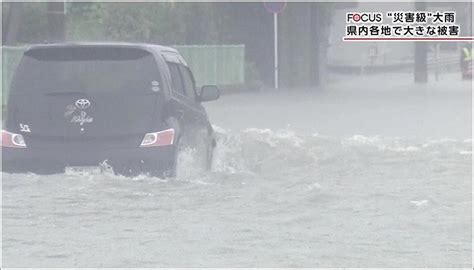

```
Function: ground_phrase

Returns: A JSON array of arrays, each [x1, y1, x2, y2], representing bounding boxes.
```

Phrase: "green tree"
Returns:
[[67, 2, 224, 45]]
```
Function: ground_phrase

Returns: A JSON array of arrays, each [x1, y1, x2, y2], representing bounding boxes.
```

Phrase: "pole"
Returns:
[[47, 2, 66, 42], [274, 12, 279, 89], [435, 43, 440, 81], [414, 1, 427, 83], [4, 3, 23, 45]]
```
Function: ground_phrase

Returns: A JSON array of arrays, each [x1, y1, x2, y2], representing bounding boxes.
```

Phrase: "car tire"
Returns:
[[161, 137, 180, 178], [205, 138, 215, 170]]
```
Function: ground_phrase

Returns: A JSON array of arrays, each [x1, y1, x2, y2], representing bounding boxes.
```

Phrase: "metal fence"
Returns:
[[175, 45, 245, 87], [1, 44, 245, 107]]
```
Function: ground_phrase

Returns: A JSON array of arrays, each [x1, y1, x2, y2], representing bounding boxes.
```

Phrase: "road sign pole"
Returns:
[[263, 0, 286, 89], [274, 12, 279, 89]]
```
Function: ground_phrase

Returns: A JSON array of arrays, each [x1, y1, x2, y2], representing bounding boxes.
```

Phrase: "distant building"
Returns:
[[327, 2, 472, 73]]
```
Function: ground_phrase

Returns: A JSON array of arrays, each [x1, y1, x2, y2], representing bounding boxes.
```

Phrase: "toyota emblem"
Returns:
[[75, 99, 91, 109]]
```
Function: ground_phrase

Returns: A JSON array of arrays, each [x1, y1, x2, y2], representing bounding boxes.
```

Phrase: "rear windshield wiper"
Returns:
[[45, 91, 85, 96]]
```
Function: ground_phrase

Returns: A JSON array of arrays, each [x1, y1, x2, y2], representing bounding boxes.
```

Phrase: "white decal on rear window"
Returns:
[[70, 111, 94, 126], [19, 123, 31, 133]]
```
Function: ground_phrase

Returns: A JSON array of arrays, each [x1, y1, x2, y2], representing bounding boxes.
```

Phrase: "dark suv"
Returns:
[[2, 43, 220, 177]]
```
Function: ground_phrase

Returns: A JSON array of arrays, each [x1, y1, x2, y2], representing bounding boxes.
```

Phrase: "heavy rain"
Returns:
[[1, 1, 472, 267]]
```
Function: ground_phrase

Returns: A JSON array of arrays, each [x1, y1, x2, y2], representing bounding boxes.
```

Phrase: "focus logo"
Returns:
[[347, 12, 383, 23]]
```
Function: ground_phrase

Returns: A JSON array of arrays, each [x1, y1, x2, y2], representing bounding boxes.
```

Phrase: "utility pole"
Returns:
[[47, 2, 66, 42], [414, 1, 428, 83], [312, 2, 332, 88], [3, 2, 23, 45]]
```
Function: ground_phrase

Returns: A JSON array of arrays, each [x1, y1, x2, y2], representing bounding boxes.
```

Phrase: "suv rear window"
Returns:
[[11, 47, 161, 95]]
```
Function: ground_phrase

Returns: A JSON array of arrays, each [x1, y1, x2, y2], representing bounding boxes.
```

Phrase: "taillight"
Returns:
[[140, 128, 175, 147], [1, 130, 27, 148]]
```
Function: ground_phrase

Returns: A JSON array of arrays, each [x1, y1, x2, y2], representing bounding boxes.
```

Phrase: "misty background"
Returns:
[[3, 2, 472, 88], [1, 1, 472, 268]]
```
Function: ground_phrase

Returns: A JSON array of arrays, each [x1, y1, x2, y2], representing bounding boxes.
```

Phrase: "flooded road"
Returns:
[[2, 73, 472, 267]]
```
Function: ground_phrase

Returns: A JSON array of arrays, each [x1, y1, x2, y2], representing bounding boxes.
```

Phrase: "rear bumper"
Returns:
[[2, 145, 176, 176]]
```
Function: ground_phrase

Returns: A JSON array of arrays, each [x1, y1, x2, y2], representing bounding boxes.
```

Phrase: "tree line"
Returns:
[[3, 2, 263, 45], [2, 2, 336, 88]]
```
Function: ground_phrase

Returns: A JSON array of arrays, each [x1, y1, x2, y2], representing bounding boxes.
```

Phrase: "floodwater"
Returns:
[[2, 73, 472, 267]]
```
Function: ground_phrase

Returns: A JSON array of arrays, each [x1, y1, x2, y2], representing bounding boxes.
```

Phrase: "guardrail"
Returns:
[[329, 51, 461, 75], [427, 54, 460, 71]]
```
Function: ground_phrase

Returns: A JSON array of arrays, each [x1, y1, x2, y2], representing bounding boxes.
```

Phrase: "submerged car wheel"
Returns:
[[206, 138, 216, 170], [160, 139, 180, 178]]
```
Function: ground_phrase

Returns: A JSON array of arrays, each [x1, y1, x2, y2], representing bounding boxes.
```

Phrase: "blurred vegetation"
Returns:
[[2, 2, 261, 93], [2, 2, 336, 92], [2, 2, 243, 46], [66, 2, 226, 45]]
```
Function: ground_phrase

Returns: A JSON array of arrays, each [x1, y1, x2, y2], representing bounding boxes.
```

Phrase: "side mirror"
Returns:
[[198, 85, 220, 102]]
